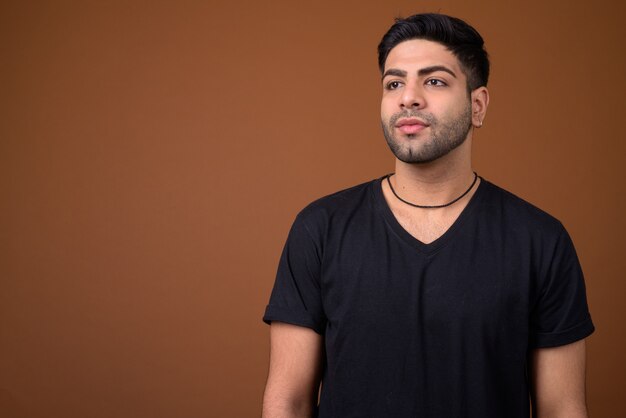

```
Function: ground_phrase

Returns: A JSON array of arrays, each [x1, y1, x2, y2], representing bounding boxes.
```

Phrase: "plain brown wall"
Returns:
[[1, 0, 624, 416]]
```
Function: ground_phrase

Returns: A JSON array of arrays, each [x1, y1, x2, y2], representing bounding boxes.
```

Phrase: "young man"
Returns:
[[262, 13, 594, 418]]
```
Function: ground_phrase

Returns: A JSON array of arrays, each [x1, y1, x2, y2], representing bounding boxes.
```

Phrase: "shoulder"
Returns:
[[296, 177, 380, 225], [285, 177, 382, 248], [479, 179, 567, 238], [479, 180, 585, 284]]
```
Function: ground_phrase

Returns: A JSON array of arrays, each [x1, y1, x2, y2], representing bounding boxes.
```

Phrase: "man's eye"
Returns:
[[386, 81, 402, 90], [426, 79, 446, 87]]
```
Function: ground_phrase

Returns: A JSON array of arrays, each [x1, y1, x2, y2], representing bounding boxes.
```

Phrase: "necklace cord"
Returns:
[[386, 172, 479, 209]]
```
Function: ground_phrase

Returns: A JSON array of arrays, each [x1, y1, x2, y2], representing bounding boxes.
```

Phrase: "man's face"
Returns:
[[380, 39, 473, 164]]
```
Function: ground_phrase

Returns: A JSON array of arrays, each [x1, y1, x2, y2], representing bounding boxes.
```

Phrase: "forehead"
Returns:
[[384, 39, 463, 75]]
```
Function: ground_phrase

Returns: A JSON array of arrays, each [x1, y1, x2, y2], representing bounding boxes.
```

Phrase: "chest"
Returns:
[[319, 227, 532, 342], [391, 206, 462, 244], [383, 179, 469, 244]]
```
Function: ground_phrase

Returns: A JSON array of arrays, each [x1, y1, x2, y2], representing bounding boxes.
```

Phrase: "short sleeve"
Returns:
[[263, 213, 327, 334], [529, 226, 594, 348]]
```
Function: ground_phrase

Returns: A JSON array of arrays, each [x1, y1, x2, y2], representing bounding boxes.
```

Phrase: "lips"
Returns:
[[395, 118, 429, 135]]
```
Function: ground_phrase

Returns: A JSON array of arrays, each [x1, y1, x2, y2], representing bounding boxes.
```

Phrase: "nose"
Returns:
[[400, 82, 424, 109]]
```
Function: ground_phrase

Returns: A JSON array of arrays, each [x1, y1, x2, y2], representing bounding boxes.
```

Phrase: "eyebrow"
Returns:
[[381, 68, 407, 80], [419, 65, 457, 78], [381, 65, 457, 81]]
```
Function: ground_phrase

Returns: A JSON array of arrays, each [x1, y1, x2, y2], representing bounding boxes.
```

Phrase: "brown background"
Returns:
[[1, 0, 624, 417]]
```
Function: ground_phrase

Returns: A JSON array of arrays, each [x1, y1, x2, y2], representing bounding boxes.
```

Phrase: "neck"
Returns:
[[392, 139, 475, 206]]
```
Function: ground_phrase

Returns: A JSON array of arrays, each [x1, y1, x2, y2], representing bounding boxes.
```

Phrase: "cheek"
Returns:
[[380, 97, 395, 119], [380, 109, 394, 127], [435, 101, 465, 121]]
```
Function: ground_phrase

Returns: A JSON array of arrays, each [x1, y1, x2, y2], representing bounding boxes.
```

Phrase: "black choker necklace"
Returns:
[[385, 172, 479, 209]]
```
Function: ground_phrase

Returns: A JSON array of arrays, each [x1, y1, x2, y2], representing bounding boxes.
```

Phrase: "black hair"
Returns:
[[377, 13, 490, 90]]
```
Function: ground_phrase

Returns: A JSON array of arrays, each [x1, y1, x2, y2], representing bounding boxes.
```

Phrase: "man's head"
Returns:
[[378, 13, 489, 92], [378, 14, 490, 165]]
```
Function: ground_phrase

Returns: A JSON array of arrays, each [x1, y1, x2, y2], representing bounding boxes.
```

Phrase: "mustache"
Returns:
[[389, 111, 436, 126]]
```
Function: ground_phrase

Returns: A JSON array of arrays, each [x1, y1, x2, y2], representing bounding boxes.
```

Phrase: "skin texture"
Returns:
[[531, 340, 589, 418], [262, 322, 323, 418], [262, 38, 589, 417]]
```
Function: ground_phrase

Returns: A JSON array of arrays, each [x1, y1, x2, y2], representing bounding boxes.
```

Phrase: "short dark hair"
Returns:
[[377, 13, 490, 90]]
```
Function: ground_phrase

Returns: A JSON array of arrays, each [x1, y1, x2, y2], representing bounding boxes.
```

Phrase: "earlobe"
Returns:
[[471, 86, 489, 128]]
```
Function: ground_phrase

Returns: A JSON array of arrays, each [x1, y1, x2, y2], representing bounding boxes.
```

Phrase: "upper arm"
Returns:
[[262, 322, 323, 417], [531, 339, 589, 418]]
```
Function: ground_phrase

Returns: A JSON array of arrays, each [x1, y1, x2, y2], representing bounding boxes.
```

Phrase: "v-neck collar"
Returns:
[[371, 174, 487, 255]]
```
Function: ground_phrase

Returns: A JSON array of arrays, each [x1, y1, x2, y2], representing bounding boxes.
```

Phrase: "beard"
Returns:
[[381, 103, 473, 164]]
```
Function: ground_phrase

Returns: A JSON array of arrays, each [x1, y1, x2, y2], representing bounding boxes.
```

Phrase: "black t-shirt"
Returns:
[[263, 176, 594, 418]]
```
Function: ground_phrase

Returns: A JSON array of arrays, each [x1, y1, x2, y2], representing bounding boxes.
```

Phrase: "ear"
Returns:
[[471, 86, 489, 128]]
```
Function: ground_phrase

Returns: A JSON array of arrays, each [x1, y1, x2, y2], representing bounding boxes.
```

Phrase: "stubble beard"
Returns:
[[381, 103, 473, 164]]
